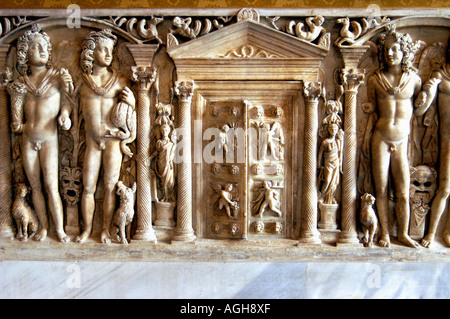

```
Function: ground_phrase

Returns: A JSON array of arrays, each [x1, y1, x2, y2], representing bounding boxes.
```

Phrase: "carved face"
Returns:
[[410, 165, 437, 201], [28, 35, 49, 67], [254, 221, 264, 233], [252, 164, 262, 175], [60, 166, 82, 206], [384, 38, 403, 67], [94, 39, 114, 67]]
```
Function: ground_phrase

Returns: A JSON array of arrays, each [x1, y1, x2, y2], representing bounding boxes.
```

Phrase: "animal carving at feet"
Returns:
[[360, 193, 378, 247], [112, 181, 137, 245], [12, 183, 39, 241]]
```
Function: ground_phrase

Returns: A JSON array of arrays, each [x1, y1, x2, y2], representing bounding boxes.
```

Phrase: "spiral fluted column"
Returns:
[[338, 69, 365, 244], [172, 80, 196, 242], [131, 65, 157, 242], [0, 44, 14, 238], [299, 81, 322, 244]]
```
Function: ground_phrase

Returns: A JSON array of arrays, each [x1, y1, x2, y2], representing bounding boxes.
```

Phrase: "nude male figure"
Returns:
[[367, 28, 423, 248], [416, 44, 450, 248], [8, 25, 72, 242], [76, 29, 135, 244]]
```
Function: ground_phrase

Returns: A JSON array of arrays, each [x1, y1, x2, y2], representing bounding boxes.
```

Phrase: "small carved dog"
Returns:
[[112, 181, 137, 245], [360, 193, 377, 247], [12, 183, 38, 241]]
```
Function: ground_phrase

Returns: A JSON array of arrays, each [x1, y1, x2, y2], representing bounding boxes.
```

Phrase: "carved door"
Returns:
[[198, 81, 300, 240], [204, 100, 249, 239]]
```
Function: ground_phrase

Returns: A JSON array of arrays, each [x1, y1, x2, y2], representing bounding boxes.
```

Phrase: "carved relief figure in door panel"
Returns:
[[247, 101, 287, 237], [205, 101, 247, 239]]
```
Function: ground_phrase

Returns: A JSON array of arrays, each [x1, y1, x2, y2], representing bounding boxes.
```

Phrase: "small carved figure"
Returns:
[[286, 16, 326, 43], [359, 193, 378, 247], [252, 180, 282, 217], [138, 16, 164, 43], [318, 123, 343, 204], [8, 24, 72, 243], [12, 183, 39, 241], [335, 17, 362, 46], [146, 124, 176, 202], [210, 182, 239, 219], [255, 122, 284, 161], [367, 26, 423, 248], [155, 102, 174, 127], [170, 17, 198, 39], [111, 181, 137, 245], [106, 98, 137, 158]]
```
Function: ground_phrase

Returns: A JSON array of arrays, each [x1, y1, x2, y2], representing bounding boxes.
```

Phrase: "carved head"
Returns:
[[361, 193, 376, 206], [274, 222, 283, 234], [378, 26, 419, 72], [15, 183, 30, 198], [409, 165, 438, 200], [17, 24, 52, 75], [116, 181, 137, 203], [313, 16, 324, 26], [252, 164, 263, 175], [253, 221, 264, 233], [327, 123, 339, 137], [254, 105, 264, 118], [160, 124, 171, 138], [81, 29, 117, 75], [225, 183, 233, 192], [263, 181, 272, 189], [59, 166, 82, 206]]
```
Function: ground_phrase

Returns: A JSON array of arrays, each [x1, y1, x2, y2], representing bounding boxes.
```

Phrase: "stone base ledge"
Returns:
[[1, 236, 448, 263]]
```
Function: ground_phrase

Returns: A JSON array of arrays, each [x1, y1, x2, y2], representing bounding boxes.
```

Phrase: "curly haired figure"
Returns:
[[367, 27, 434, 248], [76, 29, 136, 244], [8, 24, 73, 243]]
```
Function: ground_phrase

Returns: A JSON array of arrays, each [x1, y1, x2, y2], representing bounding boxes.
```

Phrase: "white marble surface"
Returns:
[[0, 261, 448, 299]]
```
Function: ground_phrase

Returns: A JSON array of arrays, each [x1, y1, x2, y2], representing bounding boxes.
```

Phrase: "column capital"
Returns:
[[174, 80, 195, 102], [131, 66, 157, 91], [303, 81, 322, 102], [340, 68, 365, 93]]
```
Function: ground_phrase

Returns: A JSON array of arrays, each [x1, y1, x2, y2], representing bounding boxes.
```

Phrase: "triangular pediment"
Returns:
[[167, 19, 328, 60]]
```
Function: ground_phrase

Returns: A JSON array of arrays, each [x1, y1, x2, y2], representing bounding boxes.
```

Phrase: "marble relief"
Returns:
[[0, 8, 448, 255]]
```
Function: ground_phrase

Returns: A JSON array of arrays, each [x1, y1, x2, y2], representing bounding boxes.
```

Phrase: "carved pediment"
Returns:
[[167, 19, 329, 81], [167, 19, 328, 59]]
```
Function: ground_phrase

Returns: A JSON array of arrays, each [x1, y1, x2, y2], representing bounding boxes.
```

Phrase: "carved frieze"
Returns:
[[0, 7, 448, 259]]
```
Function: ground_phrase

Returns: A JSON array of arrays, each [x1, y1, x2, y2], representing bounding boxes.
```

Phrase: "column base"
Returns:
[[298, 230, 322, 244], [133, 227, 158, 243], [337, 231, 360, 245], [171, 229, 196, 243]]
